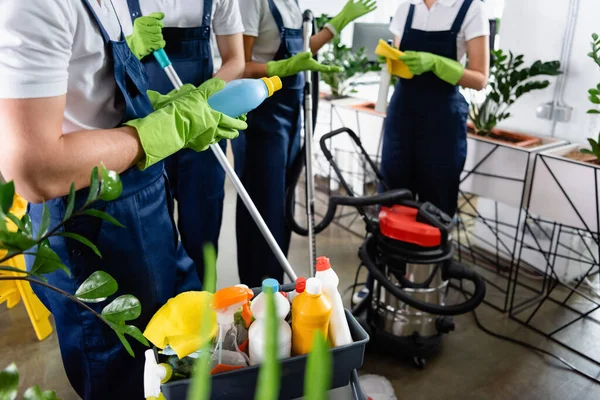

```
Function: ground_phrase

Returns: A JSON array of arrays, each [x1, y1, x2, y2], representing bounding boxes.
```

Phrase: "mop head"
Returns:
[[144, 291, 217, 359]]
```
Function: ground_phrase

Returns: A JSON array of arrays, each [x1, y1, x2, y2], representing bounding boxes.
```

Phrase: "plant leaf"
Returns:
[[0, 363, 19, 400], [108, 322, 149, 350], [63, 183, 76, 222], [202, 244, 217, 294], [114, 332, 134, 358], [5, 213, 25, 233], [23, 386, 59, 400], [75, 271, 118, 303], [254, 288, 281, 400], [99, 163, 123, 202], [36, 203, 51, 241], [101, 295, 142, 323], [593, 33, 599, 41], [86, 166, 100, 205], [0, 231, 37, 252], [21, 215, 33, 236], [581, 149, 594, 154], [30, 243, 70, 277], [587, 109, 600, 114], [82, 209, 125, 229], [0, 181, 15, 217], [0, 264, 32, 276], [304, 331, 332, 400], [56, 232, 101, 258]]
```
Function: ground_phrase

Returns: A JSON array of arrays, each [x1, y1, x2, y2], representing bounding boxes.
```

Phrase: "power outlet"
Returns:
[[536, 102, 573, 123]]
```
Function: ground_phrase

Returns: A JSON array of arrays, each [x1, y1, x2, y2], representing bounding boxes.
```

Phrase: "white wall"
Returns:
[[498, 0, 600, 143]]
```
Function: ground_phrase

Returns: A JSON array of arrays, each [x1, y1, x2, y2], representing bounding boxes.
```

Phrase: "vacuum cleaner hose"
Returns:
[[360, 235, 486, 316]]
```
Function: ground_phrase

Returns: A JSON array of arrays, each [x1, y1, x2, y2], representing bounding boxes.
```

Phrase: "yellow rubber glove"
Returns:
[[126, 12, 166, 60], [399, 51, 464, 85], [327, 0, 378, 35], [266, 52, 343, 78], [126, 79, 247, 170]]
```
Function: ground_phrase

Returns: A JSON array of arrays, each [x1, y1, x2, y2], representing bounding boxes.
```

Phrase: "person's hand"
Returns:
[[147, 84, 196, 110], [266, 52, 343, 78], [399, 51, 464, 85], [125, 12, 166, 60], [125, 78, 247, 170], [328, 0, 377, 35]]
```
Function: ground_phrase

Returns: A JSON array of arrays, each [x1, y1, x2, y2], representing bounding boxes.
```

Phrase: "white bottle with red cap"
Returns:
[[315, 256, 353, 347]]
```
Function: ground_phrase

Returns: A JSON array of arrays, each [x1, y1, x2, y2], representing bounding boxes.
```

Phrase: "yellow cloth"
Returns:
[[0, 194, 53, 341], [144, 291, 217, 359], [375, 39, 414, 79]]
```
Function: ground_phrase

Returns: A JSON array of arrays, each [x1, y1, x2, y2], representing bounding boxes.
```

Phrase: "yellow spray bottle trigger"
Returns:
[[375, 39, 414, 79], [260, 76, 283, 97]]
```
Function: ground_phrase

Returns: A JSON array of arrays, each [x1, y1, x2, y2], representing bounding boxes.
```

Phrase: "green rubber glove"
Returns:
[[266, 52, 343, 78], [398, 51, 465, 85], [147, 84, 196, 111], [327, 0, 377, 36], [125, 78, 247, 170], [125, 12, 167, 60]]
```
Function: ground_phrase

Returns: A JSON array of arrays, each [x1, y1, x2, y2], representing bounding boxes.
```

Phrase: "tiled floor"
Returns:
[[2, 180, 600, 399]]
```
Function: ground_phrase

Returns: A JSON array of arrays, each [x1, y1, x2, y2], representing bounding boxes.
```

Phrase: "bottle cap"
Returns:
[[212, 286, 253, 310], [296, 277, 307, 293], [315, 256, 331, 272], [261, 76, 283, 97], [305, 278, 322, 295], [262, 278, 280, 294]]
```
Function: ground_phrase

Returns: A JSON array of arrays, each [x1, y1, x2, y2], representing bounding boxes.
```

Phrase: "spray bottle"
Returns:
[[210, 286, 254, 374], [208, 76, 283, 118], [143, 349, 172, 400]]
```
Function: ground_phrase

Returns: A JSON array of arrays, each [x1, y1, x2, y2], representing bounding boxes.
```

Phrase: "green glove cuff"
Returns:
[[266, 59, 287, 78], [433, 57, 465, 86], [327, 14, 350, 36]]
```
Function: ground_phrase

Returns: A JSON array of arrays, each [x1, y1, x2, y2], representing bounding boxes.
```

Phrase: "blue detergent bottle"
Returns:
[[208, 76, 283, 118]]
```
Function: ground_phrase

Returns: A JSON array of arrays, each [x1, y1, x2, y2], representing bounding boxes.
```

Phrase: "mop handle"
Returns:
[[153, 49, 298, 282], [302, 11, 317, 277]]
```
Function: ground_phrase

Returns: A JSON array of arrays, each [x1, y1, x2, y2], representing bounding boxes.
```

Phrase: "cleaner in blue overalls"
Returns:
[[234, 0, 377, 288], [115, 0, 245, 280], [382, 0, 490, 216], [0, 0, 245, 398]]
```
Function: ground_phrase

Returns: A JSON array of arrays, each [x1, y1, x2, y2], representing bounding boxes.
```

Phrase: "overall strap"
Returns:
[[81, 0, 113, 44], [451, 0, 474, 33], [404, 4, 416, 35], [126, 0, 143, 21], [268, 0, 285, 34], [202, 0, 214, 28]]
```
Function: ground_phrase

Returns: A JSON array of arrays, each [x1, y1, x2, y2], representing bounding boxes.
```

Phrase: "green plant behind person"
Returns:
[[469, 49, 561, 135], [0, 165, 148, 399], [316, 14, 381, 98], [581, 33, 600, 159]]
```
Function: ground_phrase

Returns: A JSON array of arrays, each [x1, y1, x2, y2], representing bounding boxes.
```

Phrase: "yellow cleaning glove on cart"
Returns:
[[144, 291, 217, 359], [375, 40, 414, 79]]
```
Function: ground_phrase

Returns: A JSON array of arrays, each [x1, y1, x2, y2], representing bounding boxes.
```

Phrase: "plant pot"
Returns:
[[461, 126, 567, 209], [467, 122, 542, 148], [527, 144, 600, 231], [349, 101, 386, 117]]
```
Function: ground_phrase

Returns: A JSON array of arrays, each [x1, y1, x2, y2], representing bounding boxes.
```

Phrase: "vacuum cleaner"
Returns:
[[286, 127, 486, 367]]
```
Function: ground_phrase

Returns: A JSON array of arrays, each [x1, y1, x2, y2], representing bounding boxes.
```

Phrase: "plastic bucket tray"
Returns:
[[161, 310, 369, 400]]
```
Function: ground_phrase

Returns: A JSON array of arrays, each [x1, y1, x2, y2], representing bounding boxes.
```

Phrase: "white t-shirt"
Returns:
[[240, 0, 303, 63], [0, 0, 124, 134], [389, 0, 489, 62], [113, 0, 244, 37]]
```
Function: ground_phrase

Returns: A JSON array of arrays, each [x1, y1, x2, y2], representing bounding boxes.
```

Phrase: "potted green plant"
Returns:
[[527, 33, 600, 232], [316, 14, 381, 100], [0, 166, 148, 399]]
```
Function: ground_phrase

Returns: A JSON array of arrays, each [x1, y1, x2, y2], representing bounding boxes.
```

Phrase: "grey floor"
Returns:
[[2, 179, 600, 399]]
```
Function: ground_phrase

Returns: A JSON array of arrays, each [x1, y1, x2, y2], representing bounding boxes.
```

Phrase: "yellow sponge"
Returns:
[[375, 39, 414, 79]]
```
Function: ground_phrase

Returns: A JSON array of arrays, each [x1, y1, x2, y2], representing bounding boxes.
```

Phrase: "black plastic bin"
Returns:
[[161, 310, 369, 400]]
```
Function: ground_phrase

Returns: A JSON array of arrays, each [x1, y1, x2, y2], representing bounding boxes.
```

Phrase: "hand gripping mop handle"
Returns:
[[153, 49, 298, 282], [302, 11, 317, 276]]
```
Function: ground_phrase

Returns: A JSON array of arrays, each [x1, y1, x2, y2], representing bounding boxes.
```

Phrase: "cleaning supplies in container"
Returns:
[[315, 256, 353, 347], [234, 284, 254, 352], [211, 286, 254, 374], [292, 277, 332, 355], [248, 278, 292, 365], [208, 76, 283, 118], [288, 277, 307, 304]]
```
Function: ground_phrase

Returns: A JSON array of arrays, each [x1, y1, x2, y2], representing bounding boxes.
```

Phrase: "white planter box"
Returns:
[[528, 144, 600, 232], [461, 134, 567, 209]]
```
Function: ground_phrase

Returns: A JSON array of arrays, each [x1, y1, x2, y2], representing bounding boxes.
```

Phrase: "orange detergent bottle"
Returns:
[[291, 278, 332, 355]]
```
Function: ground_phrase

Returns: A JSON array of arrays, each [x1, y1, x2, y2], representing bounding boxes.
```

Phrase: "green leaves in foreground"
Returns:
[[255, 287, 280, 400], [304, 331, 332, 400], [188, 244, 219, 400], [75, 270, 118, 303], [0, 364, 60, 400]]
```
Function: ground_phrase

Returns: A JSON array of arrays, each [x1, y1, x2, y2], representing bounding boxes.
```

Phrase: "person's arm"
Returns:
[[242, 35, 268, 78], [0, 96, 144, 203], [309, 28, 334, 54], [215, 33, 245, 82], [458, 36, 489, 90]]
